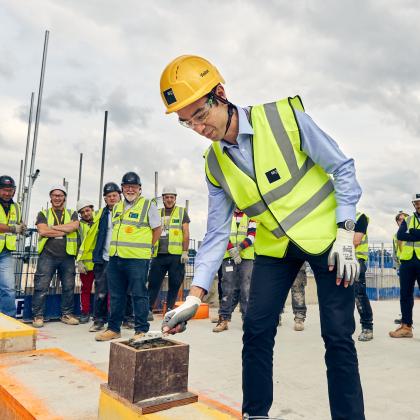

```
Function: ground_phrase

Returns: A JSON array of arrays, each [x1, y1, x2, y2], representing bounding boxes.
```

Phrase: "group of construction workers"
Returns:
[[0, 173, 191, 342], [2, 53, 420, 419]]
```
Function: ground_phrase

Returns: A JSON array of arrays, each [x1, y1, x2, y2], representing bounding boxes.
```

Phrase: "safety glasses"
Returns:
[[178, 98, 214, 129]]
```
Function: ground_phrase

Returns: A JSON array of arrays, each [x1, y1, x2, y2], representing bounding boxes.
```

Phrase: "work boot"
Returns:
[[89, 322, 104, 332], [389, 324, 413, 338], [133, 332, 145, 340], [147, 311, 154, 321], [95, 329, 121, 341], [358, 328, 373, 341], [61, 314, 79, 325], [294, 319, 305, 331], [79, 313, 90, 324], [212, 318, 229, 333], [32, 316, 44, 328], [122, 320, 135, 329]]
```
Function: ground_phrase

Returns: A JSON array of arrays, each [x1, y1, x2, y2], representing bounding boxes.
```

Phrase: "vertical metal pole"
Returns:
[[154, 171, 158, 199], [17, 160, 24, 202], [98, 111, 108, 208], [21, 92, 35, 199], [77, 153, 83, 201], [380, 242, 385, 300], [24, 30, 50, 224], [185, 199, 189, 213]]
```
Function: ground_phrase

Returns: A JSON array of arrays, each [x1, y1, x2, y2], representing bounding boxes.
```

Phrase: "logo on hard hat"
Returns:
[[200, 69, 209, 77], [163, 88, 177, 105]]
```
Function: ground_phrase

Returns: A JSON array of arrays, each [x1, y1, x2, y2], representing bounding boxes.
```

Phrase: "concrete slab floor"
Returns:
[[35, 300, 420, 420]]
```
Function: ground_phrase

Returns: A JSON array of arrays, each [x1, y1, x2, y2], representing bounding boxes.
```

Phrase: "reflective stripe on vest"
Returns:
[[37, 209, 78, 256], [0, 203, 20, 253], [399, 215, 420, 261], [205, 96, 337, 258], [154, 206, 184, 256], [109, 197, 153, 259], [355, 212, 369, 261], [224, 214, 254, 260]]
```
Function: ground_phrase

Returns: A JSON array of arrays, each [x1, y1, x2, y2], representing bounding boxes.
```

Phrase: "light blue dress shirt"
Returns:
[[193, 105, 362, 292]]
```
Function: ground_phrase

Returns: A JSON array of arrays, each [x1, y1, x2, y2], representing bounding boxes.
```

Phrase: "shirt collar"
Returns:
[[220, 106, 253, 152]]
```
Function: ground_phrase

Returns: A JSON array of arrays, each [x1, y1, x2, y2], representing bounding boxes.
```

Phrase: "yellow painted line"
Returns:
[[0, 313, 37, 338], [98, 389, 239, 419]]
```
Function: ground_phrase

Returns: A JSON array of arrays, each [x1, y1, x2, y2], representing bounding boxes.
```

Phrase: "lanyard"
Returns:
[[51, 208, 64, 225], [162, 207, 176, 230]]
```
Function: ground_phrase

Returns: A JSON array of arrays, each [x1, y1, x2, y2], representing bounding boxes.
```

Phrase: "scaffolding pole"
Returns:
[[98, 111, 108, 208], [77, 153, 83, 201]]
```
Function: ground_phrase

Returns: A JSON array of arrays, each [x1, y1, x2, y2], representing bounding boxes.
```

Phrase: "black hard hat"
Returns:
[[103, 182, 121, 196], [0, 175, 16, 189], [121, 172, 141, 186]]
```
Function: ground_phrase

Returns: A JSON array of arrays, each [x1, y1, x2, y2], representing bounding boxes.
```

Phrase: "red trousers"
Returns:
[[80, 271, 95, 315]]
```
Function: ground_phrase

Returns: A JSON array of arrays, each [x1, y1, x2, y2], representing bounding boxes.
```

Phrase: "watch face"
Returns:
[[344, 219, 355, 231]]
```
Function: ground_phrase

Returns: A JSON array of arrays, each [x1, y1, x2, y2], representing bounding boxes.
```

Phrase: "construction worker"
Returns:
[[354, 211, 373, 341], [0, 176, 26, 317], [76, 199, 95, 324], [212, 207, 255, 333], [392, 211, 408, 325], [160, 55, 364, 419], [389, 194, 420, 338], [95, 172, 161, 341], [278, 263, 308, 331], [32, 185, 80, 327], [147, 186, 190, 320]]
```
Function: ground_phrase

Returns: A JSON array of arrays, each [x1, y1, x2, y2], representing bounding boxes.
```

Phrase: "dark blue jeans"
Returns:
[[242, 242, 364, 420], [93, 262, 109, 324], [148, 254, 185, 311], [32, 253, 76, 317], [107, 257, 150, 334], [399, 256, 420, 326], [355, 259, 373, 329]]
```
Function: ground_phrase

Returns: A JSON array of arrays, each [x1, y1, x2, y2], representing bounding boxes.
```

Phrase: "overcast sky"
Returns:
[[1, 0, 419, 243]]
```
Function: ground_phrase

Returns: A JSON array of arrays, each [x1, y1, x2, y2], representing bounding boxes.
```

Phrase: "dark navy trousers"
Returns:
[[242, 242, 365, 420]]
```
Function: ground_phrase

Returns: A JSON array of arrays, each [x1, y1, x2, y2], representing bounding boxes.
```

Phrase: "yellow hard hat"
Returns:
[[160, 55, 225, 114]]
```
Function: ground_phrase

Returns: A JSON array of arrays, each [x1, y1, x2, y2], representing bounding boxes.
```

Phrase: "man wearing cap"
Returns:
[[159, 56, 364, 419], [390, 194, 420, 338], [76, 199, 95, 324], [0, 176, 26, 317], [95, 172, 161, 341], [147, 186, 190, 320], [32, 185, 80, 327]]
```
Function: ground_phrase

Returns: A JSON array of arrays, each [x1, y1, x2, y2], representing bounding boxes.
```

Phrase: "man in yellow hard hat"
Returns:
[[159, 55, 364, 419]]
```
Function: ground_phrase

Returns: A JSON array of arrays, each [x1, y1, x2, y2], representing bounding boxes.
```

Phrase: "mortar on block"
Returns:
[[105, 333, 198, 414]]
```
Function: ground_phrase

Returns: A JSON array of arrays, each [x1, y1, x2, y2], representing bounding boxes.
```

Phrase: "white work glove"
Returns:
[[228, 246, 242, 265], [180, 251, 189, 264], [77, 261, 88, 274], [328, 228, 360, 286], [10, 223, 27, 235], [162, 295, 201, 334]]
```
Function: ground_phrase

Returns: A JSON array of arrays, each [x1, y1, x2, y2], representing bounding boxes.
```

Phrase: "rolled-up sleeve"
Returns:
[[192, 179, 234, 292], [296, 110, 362, 222]]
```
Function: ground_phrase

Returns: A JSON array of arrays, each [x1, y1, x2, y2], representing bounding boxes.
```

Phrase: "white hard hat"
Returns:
[[412, 193, 420, 202], [162, 185, 177, 196], [49, 185, 67, 196], [76, 199, 95, 212]]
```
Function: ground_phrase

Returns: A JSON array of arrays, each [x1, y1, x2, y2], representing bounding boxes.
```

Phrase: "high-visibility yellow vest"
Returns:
[[153, 206, 185, 256], [0, 202, 21, 253], [77, 208, 103, 266], [77, 219, 95, 270], [205, 96, 337, 258], [399, 214, 420, 261], [355, 212, 369, 261], [37, 208, 78, 256], [224, 214, 254, 260], [393, 233, 403, 260], [109, 197, 153, 259]]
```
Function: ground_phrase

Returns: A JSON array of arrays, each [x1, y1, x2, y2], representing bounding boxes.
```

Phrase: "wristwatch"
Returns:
[[337, 219, 355, 231]]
